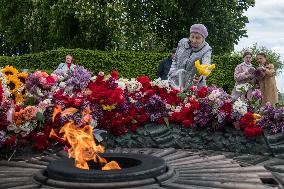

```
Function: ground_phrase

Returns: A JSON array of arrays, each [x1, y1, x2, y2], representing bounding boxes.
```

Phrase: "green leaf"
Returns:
[[36, 112, 44, 122], [163, 117, 170, 127]]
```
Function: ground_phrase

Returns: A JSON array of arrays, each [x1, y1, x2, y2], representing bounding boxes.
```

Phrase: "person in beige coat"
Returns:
[[255, 52, 278, 106]]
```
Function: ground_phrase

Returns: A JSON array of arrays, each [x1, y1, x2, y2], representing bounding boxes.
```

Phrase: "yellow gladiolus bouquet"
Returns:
[[177, 60, 216, 99], [194, 59, 216, 77]]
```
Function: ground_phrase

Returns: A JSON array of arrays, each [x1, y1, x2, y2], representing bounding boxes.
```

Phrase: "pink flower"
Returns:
[[190, 85, 197, 92], [39, 77, 47, 85], [46, 75, 58, 85]]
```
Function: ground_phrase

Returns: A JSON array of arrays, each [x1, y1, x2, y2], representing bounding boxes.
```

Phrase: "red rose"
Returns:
[[244, 127, 263, 138], [137, 76, 151, 90], [130, 124, 139, 133], [189, 99, 200, 110], [0, 83, 3, 103], [145, 89, 155, 97], [4, 135, 17, 149], [18, 139, 30, 148], [170, 112, 183, 123], [197, 86, 208, 98], [95, 74, 104, 83], [182, 119, 193, 128], [157, 117, 165, 124], [110, 70, 119, 80], [73, 98, 83, 107], [137, 114, 148, 123]]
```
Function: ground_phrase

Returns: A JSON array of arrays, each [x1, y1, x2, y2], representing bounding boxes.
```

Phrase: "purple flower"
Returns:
[[252, 89, 262, 100], [0, 131, 6, 147], [194, 98, 213, 127], [90, 104, 103, 120], [256, 103, 284, 134], [25, 72, 38, 90], [72, 113, 82, 126], [66, 65, 92, 90], [255, 68, 265, 78], [107, 77, 118, 89], [144, 95, 168, 122]]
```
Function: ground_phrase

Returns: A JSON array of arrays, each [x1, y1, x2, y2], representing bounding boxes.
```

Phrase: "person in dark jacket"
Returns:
[[157, 48, 177, 80]]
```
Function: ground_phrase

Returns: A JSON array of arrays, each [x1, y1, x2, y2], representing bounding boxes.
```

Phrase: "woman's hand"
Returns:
[[248, 67, 255, 74], [193, 75, 202, 84]]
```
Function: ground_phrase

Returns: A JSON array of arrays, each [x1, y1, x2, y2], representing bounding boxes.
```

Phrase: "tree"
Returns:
[[0, 0, 255, 55], [142, 0, 255, 54], [0, 0, 33, 55]]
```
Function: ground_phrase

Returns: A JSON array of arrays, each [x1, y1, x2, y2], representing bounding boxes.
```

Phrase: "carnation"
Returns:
[[125, 78, 142, 93], [233, 98, 248, 115], [235, 83, 252, 93], [151, 78, 171, 92]]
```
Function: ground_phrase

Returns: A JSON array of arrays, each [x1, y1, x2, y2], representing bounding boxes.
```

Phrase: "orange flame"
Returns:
[[102, 161, 121, 171], [52, 105, 62, 122], [50, 105, 121, 170]]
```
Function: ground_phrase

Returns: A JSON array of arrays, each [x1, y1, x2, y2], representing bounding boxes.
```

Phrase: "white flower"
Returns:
[[21, 122, 32, 132], [233, 98, 247, 115], [36, 87, 44, 97], [175, 106, 182, 112], [125, 78, 142, 93], [0, 72, 11, 98], [7, 124, 16, 131], [208, 89, 221, 101], [236, 83, 252, 93], [59, 82, 66, 88], [89, 119, 98, 128], [117, 80, 126, 90], [38, 99, 52, 111], [166, 104, 172, 109], [151, 78, 172, 92], [129, 97, 137, 103]]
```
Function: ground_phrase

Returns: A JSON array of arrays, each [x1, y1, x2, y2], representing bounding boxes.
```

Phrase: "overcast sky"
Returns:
[[234, 0, 284, 93]]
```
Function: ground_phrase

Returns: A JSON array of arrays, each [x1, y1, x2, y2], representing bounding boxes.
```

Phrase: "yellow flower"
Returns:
[[253, 113, 261, 120], [194, 60, 216, 76], [253, 113, 261, 123], [2, 65, 19, 77], [6, 75, 21, 92], [102, 104, 116, 111], [11, 91, 24, 104], [17, 72, 28, 84]]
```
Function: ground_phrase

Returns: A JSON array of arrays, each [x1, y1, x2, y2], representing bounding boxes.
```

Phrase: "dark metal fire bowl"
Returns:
[[46, 153, 167, 182]]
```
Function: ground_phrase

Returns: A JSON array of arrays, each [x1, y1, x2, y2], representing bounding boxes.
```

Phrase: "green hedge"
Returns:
[[0, 48, 245, 92]]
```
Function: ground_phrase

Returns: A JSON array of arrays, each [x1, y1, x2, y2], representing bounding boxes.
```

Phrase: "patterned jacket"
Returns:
[[231, 62, 256, 100], [53, 63, 76, 75], [168, 38, 212, 90]]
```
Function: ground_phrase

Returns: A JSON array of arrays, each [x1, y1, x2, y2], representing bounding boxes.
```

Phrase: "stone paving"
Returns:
[[0, 147, 283, 189]]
